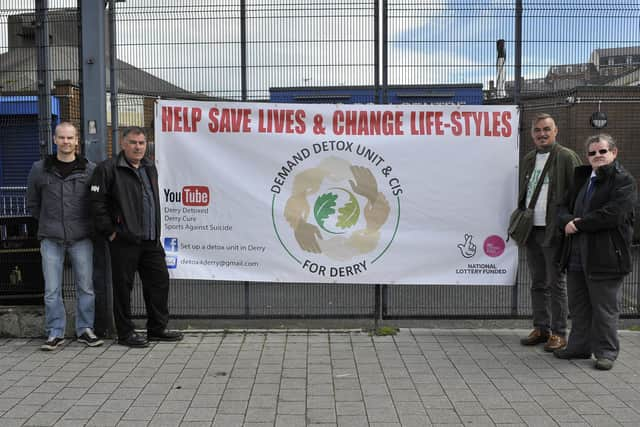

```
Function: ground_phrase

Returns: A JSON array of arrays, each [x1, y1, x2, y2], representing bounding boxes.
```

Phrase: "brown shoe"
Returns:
[[543, 335, 567, 352], [520, 329, 550, 346]]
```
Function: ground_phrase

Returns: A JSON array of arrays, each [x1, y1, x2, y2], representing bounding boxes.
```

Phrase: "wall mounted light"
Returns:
[[590, 101, 607, 129]]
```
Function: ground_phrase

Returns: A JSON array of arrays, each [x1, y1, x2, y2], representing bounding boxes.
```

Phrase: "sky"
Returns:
[[1, 0, 639, 98]]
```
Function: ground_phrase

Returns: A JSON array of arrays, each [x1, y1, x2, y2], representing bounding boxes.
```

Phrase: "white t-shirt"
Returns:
[[526, 152, 550, 226]]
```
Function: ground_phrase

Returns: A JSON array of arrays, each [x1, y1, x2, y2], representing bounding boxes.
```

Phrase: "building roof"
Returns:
[[0, 7, 207, 98], [0, 46, 195, 97], [591, 46, 640, 58], [605, 66, 640, 86]]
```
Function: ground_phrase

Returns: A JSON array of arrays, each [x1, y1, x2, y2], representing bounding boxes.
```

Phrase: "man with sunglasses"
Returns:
[[555, 134, 636, 370], [518, 113, 582, 352], [90, 127, 183, 347]]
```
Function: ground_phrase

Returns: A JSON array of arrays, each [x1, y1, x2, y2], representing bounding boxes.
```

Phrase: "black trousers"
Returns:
[[566, 269, 623, 360], [108, 239, 170, 338]]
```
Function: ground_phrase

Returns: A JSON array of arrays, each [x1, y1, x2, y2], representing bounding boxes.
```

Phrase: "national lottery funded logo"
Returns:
[[271, 140, 402, 279]]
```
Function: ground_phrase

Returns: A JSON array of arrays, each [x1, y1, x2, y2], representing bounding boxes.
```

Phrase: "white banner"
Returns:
[[155, 101, 519, 285]]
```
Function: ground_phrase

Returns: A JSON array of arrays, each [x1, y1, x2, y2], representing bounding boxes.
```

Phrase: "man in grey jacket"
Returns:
[[27, 121, 103, 350]]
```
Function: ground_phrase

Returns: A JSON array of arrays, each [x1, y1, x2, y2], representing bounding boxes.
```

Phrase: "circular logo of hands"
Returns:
[[284, 157, 390, 261]]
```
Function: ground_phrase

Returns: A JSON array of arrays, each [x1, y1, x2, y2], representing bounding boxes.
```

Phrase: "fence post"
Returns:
[[80, 0, 113, 337], [240, 0, 247, 101], [80, 0, 108, 162], [381, 0, 388, 104], [514, 0, 522, 106], [35, 0, 52, 158], [109, 0, 118, 157], [373, 0, 379, 103], [374, 284, 384, 329], [512, 253, 519, 316]]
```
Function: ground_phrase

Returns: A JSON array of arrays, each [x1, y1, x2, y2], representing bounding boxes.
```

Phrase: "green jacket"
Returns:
[[518, 142, 582, 247]]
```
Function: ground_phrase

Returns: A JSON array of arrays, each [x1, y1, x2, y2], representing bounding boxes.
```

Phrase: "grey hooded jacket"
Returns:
[[26, 155, 96, 243]]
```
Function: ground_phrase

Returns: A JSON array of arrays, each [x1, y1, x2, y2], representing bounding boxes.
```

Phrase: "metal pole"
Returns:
[[240, 0, 247, 101], [374, 0, 380, 104], [514, 0, 522, 106], [109, 0, 119, 157], [80, 0, 112, 337], [381, 0, 388, 104], [35, 0, 52, 158], [512, 254, 520, 316], [80, 0, 107, 162], [374, 285, 381, 330]]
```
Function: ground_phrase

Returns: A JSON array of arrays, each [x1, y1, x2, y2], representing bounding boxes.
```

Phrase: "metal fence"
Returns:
[[2, 1, 640, 320], [127, 247, 640, 320], [3, 185, 640, 319]]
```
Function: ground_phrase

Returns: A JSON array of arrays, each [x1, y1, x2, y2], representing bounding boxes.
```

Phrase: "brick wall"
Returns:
[[517, 86, 640, 240], [518, 86, 640, 182]]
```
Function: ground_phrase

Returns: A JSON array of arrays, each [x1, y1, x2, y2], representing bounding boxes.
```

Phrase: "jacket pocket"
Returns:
[[589, 231, 629, 275], [611, 230, 631, 274]]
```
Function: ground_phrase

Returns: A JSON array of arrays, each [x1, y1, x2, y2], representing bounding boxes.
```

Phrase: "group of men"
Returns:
[[518, 113, 636, 371], [27, 123, 182, 350], [27, 115, 637, 371]]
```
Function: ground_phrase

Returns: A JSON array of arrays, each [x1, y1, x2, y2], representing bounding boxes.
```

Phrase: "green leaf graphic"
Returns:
[[336, 192, 360, 229], [313, 192, 337, 227]]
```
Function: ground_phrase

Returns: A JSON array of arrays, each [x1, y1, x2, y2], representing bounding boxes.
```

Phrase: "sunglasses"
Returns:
[[587, 149, 609, 157]]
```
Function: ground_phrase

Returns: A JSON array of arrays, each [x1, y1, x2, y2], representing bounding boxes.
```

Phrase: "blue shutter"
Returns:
[[0, 116, 41, 187]]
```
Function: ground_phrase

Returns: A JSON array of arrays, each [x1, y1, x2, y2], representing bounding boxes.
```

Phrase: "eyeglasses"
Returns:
[[587, 149, 609, 157]]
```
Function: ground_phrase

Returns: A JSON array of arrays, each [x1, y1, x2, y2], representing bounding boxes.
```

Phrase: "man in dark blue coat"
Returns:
[[555, 133, 637, 370]]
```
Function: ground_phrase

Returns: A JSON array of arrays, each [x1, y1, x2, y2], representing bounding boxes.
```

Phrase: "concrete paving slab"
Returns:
[[0, 329, 639, 426]]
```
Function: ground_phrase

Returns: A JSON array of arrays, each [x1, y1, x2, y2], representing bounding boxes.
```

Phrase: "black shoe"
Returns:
[[553, 348, 591, 360], [147, 328, 184, 341], [595, 358, 614, 370], [118, 332, 149, 348], [77, 328, 104, 347], [41, 337, 65, 351]]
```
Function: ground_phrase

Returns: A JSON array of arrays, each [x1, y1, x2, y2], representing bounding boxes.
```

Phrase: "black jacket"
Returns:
[[89, 152, 162, 244], [26, 155, 95, 242], [558, 161, 637, 278]]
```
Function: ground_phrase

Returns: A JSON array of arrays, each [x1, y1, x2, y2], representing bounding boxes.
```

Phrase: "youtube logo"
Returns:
[[164, 186, 210, 206], [182, 186, 210, 206]]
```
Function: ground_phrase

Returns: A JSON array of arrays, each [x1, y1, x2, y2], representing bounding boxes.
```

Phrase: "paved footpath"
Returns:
[[1, 329, 640, 427]]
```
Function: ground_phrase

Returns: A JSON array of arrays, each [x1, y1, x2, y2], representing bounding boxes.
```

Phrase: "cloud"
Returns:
[[3, 0, 640, 96]]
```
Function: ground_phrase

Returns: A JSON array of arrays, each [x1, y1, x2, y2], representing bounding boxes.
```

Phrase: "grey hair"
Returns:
[[585, 133, 616, 152], [122, 126, 147, 139]]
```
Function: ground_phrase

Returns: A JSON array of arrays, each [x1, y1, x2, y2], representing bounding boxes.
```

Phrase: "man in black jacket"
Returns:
[[555, 133, 636, 370], [27, 121, 103, 350], [90, 127, 183, 347]]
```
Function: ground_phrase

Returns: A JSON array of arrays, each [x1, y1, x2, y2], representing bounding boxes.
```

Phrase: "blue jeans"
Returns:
[[41, 238, 95, 337]]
